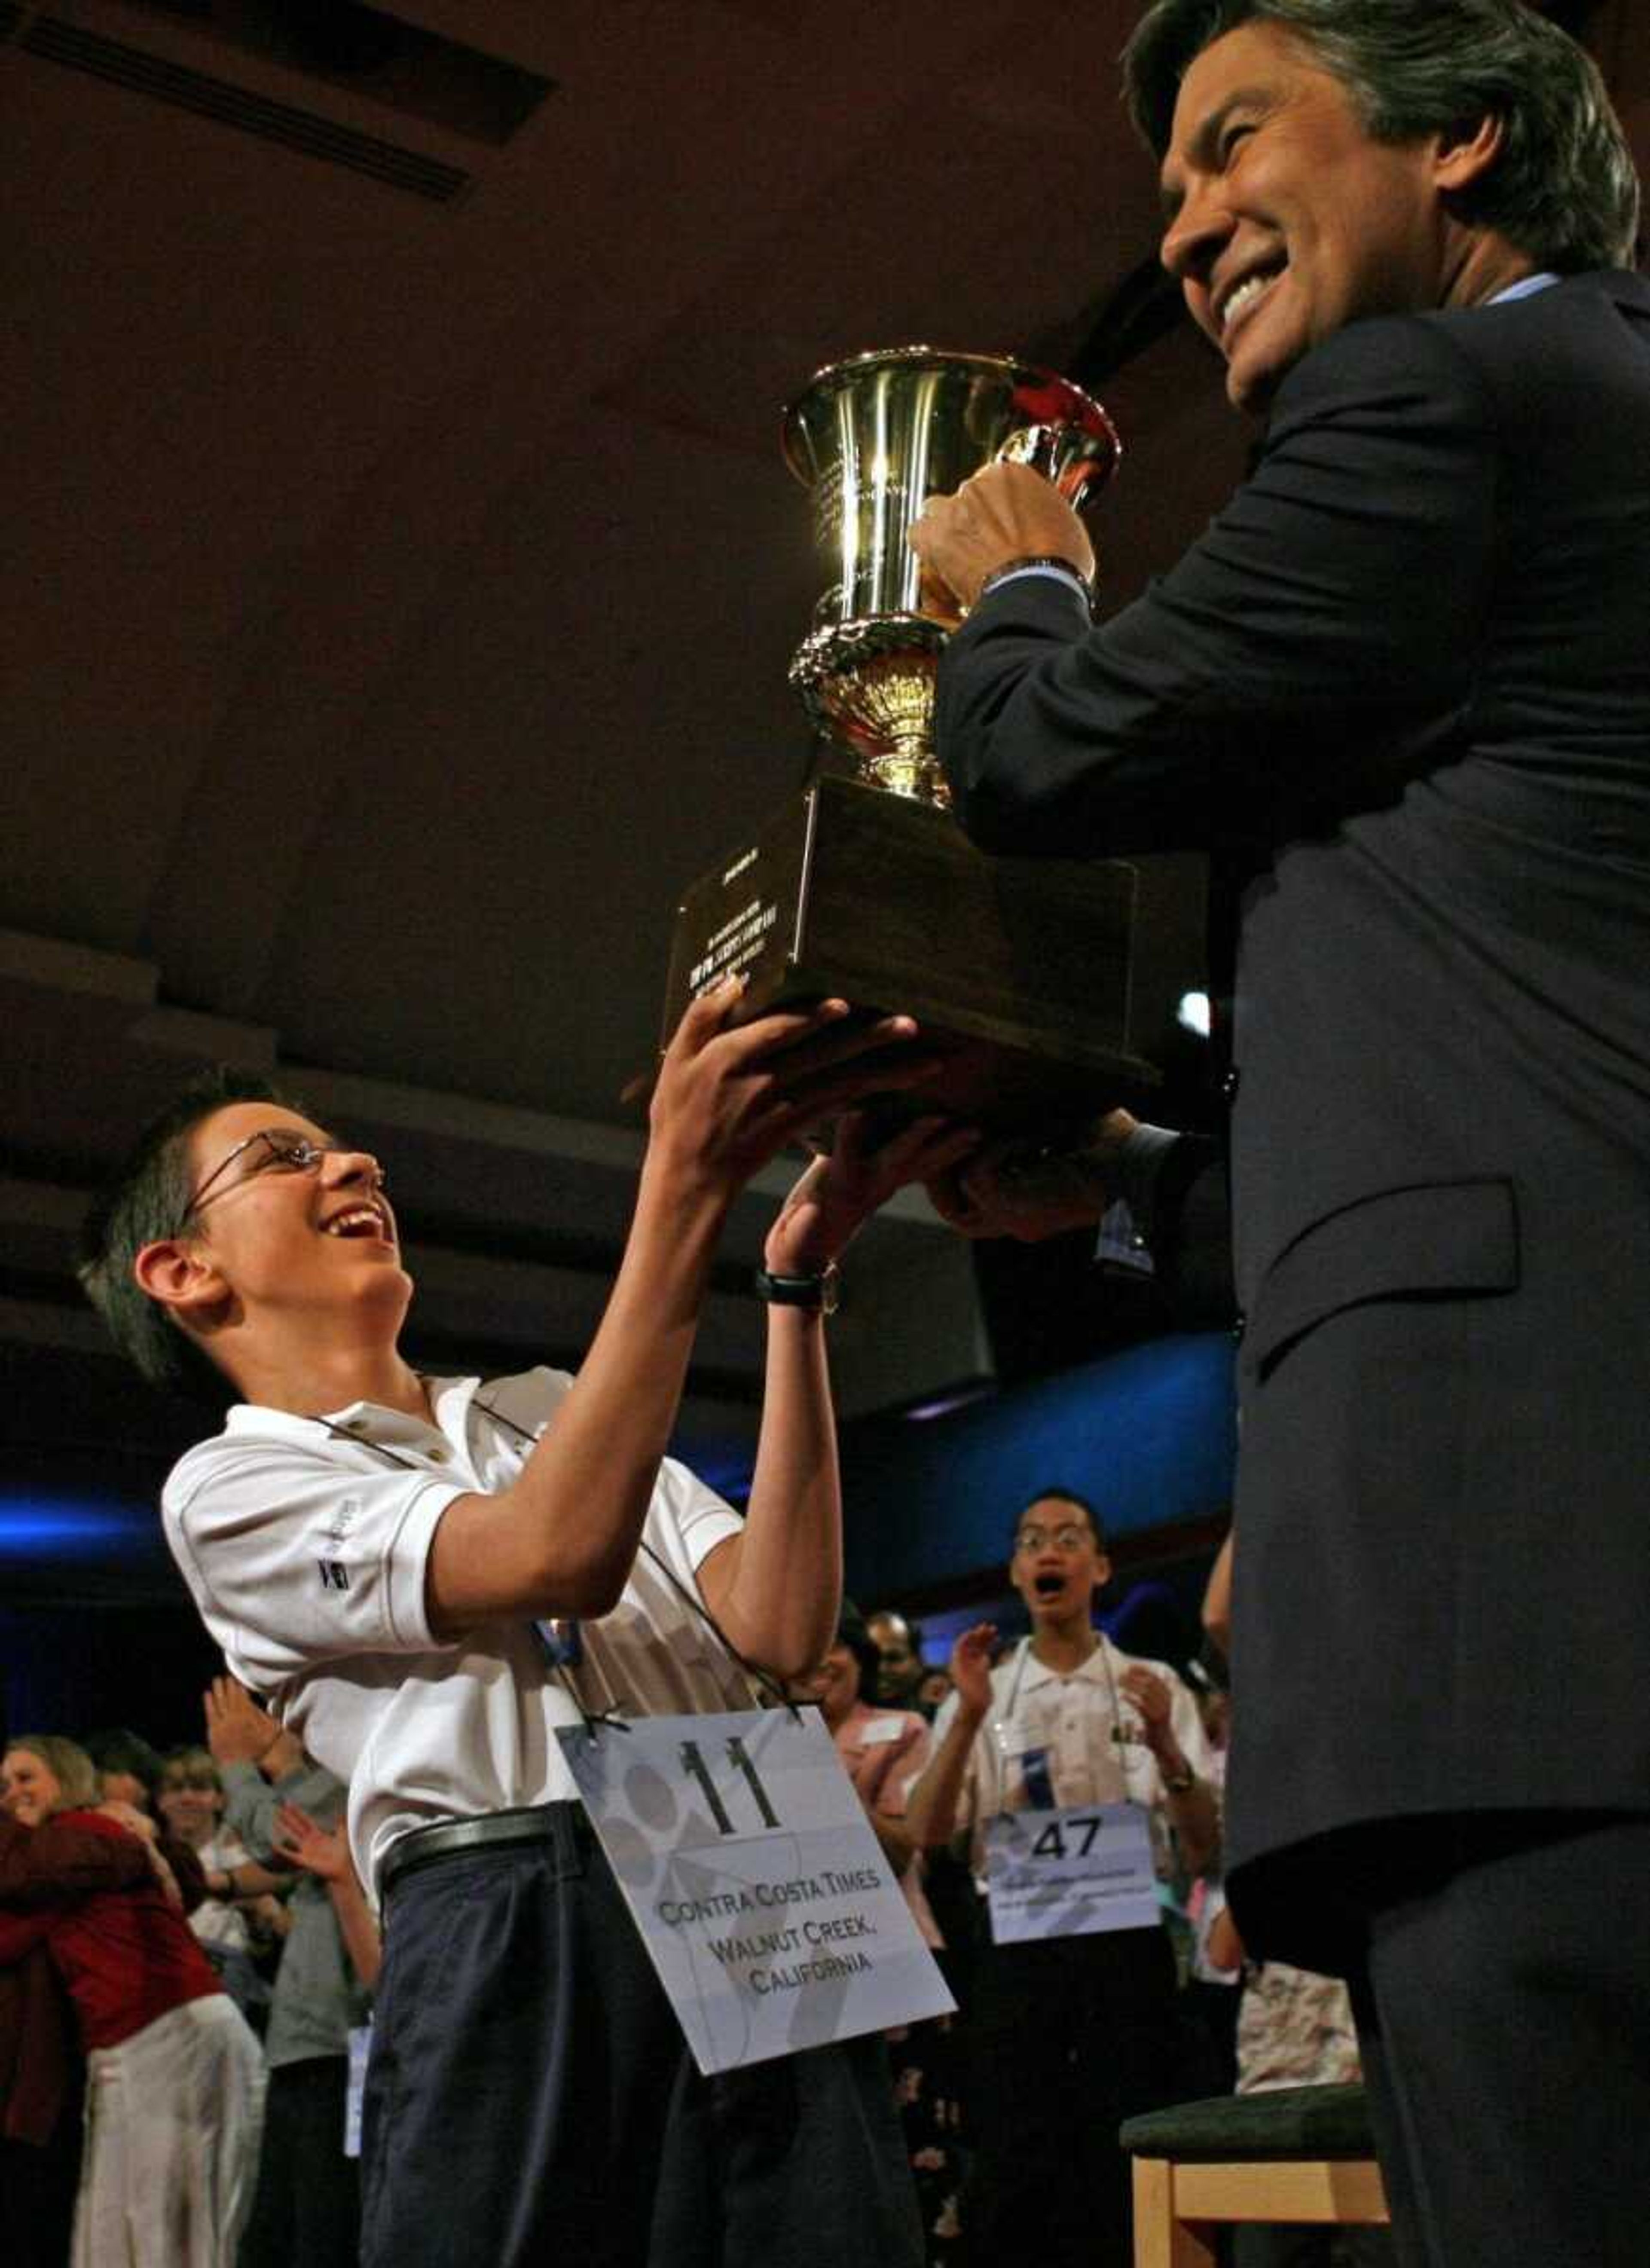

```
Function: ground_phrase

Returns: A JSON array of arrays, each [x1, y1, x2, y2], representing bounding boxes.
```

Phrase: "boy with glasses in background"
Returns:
[[907, 1487, 1217, 2268]]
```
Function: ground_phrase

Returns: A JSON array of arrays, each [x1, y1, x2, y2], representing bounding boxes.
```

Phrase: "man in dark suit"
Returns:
[[910, 5, 1650, 2262]]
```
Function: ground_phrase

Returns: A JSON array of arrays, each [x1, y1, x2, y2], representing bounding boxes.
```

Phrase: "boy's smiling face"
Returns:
[[172, 1101, 413, 1339]]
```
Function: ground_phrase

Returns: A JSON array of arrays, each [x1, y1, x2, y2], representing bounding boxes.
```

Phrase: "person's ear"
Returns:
[[1434, 113, 1506, 196], [133, 1238, 228, 1326]]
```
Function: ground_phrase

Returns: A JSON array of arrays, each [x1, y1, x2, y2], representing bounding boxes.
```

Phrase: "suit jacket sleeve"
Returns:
[[1146, 1135, 1236, 1325], [936, 312, 1500, 858]]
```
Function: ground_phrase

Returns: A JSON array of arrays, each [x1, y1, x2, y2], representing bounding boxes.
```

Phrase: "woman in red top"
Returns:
[[0, 1735, 266, 2268]]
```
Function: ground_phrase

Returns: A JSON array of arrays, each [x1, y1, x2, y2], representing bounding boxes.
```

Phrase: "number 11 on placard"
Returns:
[[679, 1736, 782, 1836]]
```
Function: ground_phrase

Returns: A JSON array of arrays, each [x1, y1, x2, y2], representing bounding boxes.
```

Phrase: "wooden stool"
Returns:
[[1121, 2082, 1390, 2267]]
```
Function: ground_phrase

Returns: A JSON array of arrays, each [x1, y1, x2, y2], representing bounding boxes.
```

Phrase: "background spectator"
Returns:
[[206, 1675, 373, 2268], [0, 1733, 265, 2265], [82, 1729, 164, 1818], [868, 1609, 929, 1710], [0, 1769, 155, 2268], [796, 1606, 964, 2265], [907, 1490, 1218, 2268], [157, 1745, 288, 2026]]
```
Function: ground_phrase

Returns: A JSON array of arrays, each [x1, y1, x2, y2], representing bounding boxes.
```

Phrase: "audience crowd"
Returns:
[[2, 1547, 1387, 2268]]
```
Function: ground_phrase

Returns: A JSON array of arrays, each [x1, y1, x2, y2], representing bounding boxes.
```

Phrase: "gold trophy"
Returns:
[[785, 347, 1120, 806], [660, 347, 1157, 1132]]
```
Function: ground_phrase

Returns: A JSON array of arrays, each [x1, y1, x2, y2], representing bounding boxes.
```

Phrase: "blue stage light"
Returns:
[[0, 1493, 159, 1562]]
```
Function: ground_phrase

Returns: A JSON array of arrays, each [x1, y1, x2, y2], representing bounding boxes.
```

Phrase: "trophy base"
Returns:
[[663, 776, 1157, 1137]]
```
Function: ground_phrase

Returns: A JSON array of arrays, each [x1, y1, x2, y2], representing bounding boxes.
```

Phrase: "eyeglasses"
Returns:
[[175, 1128, 373, 1234], [1014, 1524, 1094, 1556]]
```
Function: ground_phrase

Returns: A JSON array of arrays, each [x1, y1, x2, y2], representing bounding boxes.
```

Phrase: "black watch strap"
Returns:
[[753, 1262, 840, 1315]]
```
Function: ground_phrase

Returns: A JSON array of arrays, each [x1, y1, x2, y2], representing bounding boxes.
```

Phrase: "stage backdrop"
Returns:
[[841, 1330, 1236, 1603]]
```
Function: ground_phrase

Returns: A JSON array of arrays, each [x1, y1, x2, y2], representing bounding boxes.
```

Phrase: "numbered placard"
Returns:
[[559, 1707, 953, 2074], [984, 1799, 1160, 1944]]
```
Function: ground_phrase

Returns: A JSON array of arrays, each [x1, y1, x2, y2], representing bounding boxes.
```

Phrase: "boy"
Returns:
[[81, 978, 968, 2267], [908, 1487, 1217, 2268]]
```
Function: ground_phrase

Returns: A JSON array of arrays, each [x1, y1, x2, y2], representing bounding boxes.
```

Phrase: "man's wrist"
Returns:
[[976, 555, 1095, 607]]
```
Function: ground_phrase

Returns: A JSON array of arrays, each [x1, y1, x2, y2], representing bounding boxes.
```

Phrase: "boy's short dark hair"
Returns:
[[1014, 1487, 1107, 1553], [77, 1067, 301, 1408]]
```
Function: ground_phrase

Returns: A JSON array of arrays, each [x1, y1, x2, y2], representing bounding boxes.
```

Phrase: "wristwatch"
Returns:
[[753, 1262, 840, 1315], [1162, 1763, 1195, 1796]]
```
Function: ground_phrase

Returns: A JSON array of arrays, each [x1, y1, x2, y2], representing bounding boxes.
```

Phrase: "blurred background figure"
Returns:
[[1208, 1888, 1394, 2268], [1, 1742, 158, 2268], [868, 1610, 929, 1712], [206, 1674, 375, 2268], [157, 1745, 288, 2028], [82, 1730, 164, 1819], [796, 1605, 966, 2265], [0, 1732, 264, 2266]]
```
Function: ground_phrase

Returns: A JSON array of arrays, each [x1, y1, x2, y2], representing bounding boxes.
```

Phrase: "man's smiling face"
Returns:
[[1158, 19, 1456, 414]]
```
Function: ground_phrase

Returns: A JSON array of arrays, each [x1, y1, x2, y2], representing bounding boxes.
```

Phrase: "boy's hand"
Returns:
[[647, 978, 936, 1198], [949, 1623, 999, 1721], [764, 1113, 983, 1277]]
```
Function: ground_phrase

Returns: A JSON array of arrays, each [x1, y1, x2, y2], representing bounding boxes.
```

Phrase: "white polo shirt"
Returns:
[[930, 1632, 1215, 1884], [162, 1366, 749, 1896]]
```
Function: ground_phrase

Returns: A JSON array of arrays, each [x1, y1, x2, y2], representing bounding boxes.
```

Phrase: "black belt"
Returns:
[[379, 1801, 581, 1902]]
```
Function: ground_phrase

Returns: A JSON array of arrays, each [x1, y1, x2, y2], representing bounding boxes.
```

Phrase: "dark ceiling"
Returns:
[[3, 0, 1645, 1612]]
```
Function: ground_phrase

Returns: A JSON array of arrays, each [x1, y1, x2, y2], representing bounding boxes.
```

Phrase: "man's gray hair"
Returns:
[[1124, 0, 1640, 273]]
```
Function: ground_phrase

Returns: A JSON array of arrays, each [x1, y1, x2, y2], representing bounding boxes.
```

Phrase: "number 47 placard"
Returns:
[[984, 1800, 1161, 1944], [559, 1708, 953, 2074]]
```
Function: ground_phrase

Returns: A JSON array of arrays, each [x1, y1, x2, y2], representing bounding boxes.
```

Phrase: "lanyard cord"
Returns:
[[306, 1410, 604, 1731], [471, 1398, 796, 1720], [309, 1389, 794, 1729], [993, 1632, 1140, 1813]]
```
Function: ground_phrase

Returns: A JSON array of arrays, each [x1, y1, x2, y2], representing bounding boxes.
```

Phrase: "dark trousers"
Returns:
[[1340, 1812, 1650, 2268], [236, 2054, 359, 2268], [359, 1808, 922, 2268], [958, 1921, 1190, 2268], [0, 2114, 81, 2268]]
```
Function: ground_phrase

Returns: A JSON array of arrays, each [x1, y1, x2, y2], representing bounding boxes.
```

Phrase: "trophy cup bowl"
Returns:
[[783, 347, 1121, 803]]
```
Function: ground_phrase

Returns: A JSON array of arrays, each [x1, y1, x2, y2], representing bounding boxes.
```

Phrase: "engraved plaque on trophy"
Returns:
[[661, 346, 1158, 1134]]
